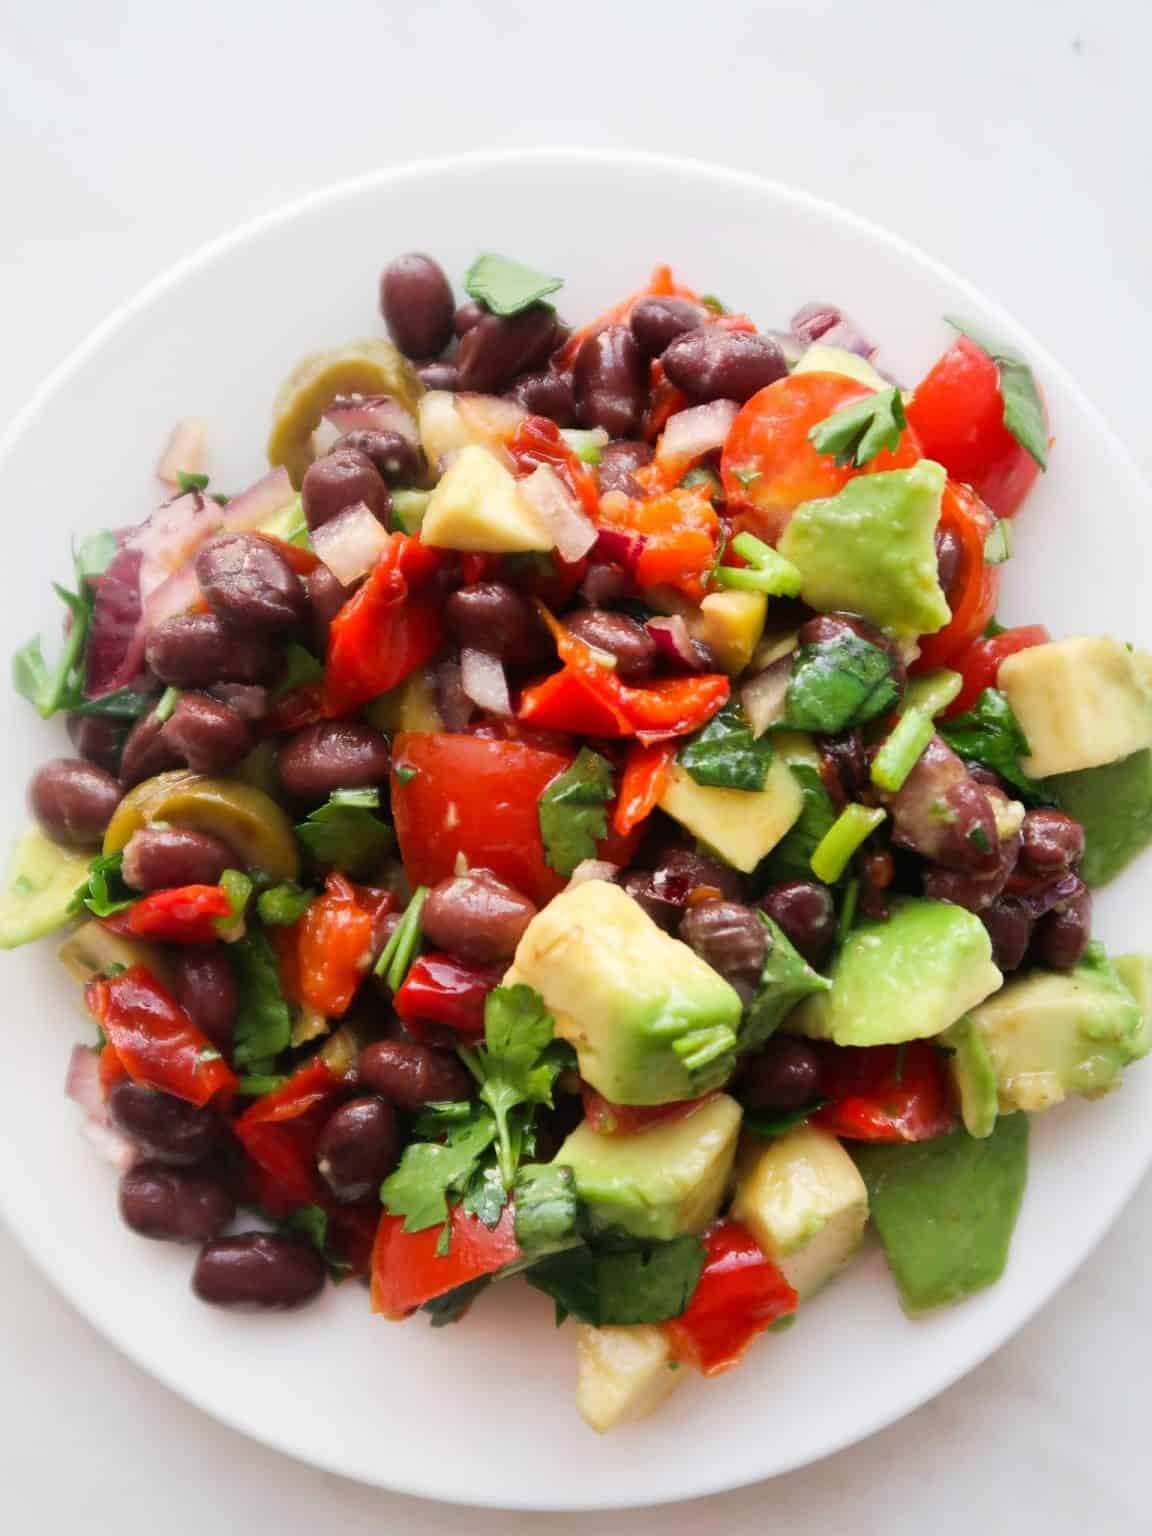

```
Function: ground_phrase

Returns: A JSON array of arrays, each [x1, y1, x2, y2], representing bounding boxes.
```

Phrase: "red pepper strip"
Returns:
[[598, 485, 721, 598], [85, 965, 238, 1108], [508, 415, 599, 517], [371, 1204, 521, 1319], [810, 1042, 955, 1143], [234, 1058, 345, 1208], [554, 264, 702, 372], [944, 624, 1051, 718], [98, 1040, 129, 1099], [394, 953, 503, 1043], [519, 666, 637, 737], [116, 884, 233, 945], [613, 741, 676, 835], [323, 534, 445, 716], [295, 873, 392, 1019], [580, 1084, 714, 1136], [267, 679, 326, 734], [665, 1220, 798, 1375]]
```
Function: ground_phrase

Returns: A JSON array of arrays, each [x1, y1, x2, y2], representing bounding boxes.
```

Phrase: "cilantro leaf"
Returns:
[[295, 787, 394, 877], [270, 642, 324, 704], [280, 1204, 354, 1279], [526, 1236, 706, 1326], [463, 253, 562, 317], [421, 1276, 491, 1327], [760, 763, 838, 883], [945, 317, 1048, 469], [808, 387, 908, 467], [741, 914, 831, 1051], [538, 748, 613, 876], [461, 1164, 508, 1229], [379, 1109, 497, 1232], [513, 1164, 582, 1257], [460, 984, 560, 1187], [176, 470, 211, 494], [70, 850, 135, 919], [938, 688, 1052, 803], [783, 633, 900, 734], [680, 705, 773, 791], [230, 928, 293, 1067]]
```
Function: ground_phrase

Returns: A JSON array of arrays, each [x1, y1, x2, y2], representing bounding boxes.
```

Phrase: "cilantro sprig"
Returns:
[[69, 850, 135, 919], [526, 1236, 706, 1327], [808, 387, 907, 468], [12, 532, 123, 720], [459, 984, 563, 1188], [295, 787, 394, 876], [538, 748, 614, 877]]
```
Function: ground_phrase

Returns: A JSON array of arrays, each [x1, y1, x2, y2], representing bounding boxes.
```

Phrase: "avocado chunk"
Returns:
[[742, 915, 831, 1051], [507, 881, 742, 1104], [421, 444, 554, 553], [791, 344, 890, 391], [776, 460, 949, 639], [998, 636, 1152, 778], [0, 826, 90, 949], [945, 944, 1150, 1123], [853, 1114, 1029, 1314], [730, 1125, 869, 1299], [658, 755, 803, 874], [1048, 747, 1152, 887], [554, 1093, 742, 1240], [575, 1323, 683, 1434], [788, 898, 1002, 1047], [691, 590, 767, 675]]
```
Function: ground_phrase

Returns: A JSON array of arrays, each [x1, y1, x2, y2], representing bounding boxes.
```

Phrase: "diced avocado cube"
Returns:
[[508, 881, 742, 1104], [691, 590, 767, 675], [422, 444, 554, 553], [0, 826, 90, 949], [791, 343, 890, 390], [788, 898, 1002, 1047], [777, 461, 949, 639], [554, 1093, 742, 1241], [942, 1014, 1000, 1138], [1048, 747, 1152, 887], [852, 1115, 1029, 1314], [998, 636, 1152, 778], [1114, 953, 1152, 1059], [730, 1125, 868, 1299], [658, 756, 803, 874], [575, 1323, 683, 1433]]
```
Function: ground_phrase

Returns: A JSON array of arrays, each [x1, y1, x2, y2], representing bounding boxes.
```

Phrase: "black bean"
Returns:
[[738, 1038, 825, 1111], [119, 1163, 235, 1244], [596, 439, 654, 498], [195, 533, 305, 634], [379, 253, 455, 359], [28, 758, 121, 847], [277, 720, 390, 803], [193, 1232, 326, 1310], [67, 714, 123, 776], [457, 306, 558, 392], [982, 897, 1033, 971], [444, 582, 546, 664], [330, 429, 422, 486], [107, 1081, 221, 1166], [160, 692, 251, 774], [881, 737, 999, 871], [506, 371, 577, 425], [759, 881, 837, 968], [630, 296, 709, 357], [358, 1039, 474, 1109], [145, 613, 275, 687], [301, 448, 390, 532], [573, 324, 649, 438], [454, 300, 487, 338], [422, 871, 537, 964], [935, 524, 963, 599], [662, 326, 787, 403], [172, 948, 239, 1047], [1020, 809, 1085, 874], [678, 900, 768, 1003], [417, 361, 461, 391], [922, 831, 1019, 912], [563, 608, 657, 683], [121, 826, 236, 891], [1033, 888, 1092, 970], [316, 1096, 400, 1203]]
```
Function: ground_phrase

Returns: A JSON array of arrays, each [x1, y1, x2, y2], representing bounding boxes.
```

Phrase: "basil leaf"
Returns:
[[760, 763, 838, 883], [945, 317, 1048, 470], [538, 747, 613, 877], [295, 787, 394, 876], [526, 1236, 706, 1326], [463, 253, 563, 317], [231, 928, 293, 1067], [783, 634, 900, 734], [938, 688, 1051, 803], [680, 705, 773, 791], [808, 387, 907, 468], [741, 914, 831, 1051]]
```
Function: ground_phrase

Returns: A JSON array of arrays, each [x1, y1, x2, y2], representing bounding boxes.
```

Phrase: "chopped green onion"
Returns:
[[671, 1024, 737, 1073], [870, 708, 934, 793], [559, 428, 607, 465], [216, 869, 254, 936], [374, 885, 429, 991], [257, 883, 314, 926], [714, 533, 803, 597], [903, 668, 962, 718], [152, 685, 180, 724], [836, 877, 859, 948], [984, 520, 1013, 566], [810, 804, 887, 884], [392, 489, 430, 534], [236, 1073, 289, 1097]]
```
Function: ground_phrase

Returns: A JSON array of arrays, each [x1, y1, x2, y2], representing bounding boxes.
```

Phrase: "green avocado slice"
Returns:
[[1048, 747, 1152, 887]]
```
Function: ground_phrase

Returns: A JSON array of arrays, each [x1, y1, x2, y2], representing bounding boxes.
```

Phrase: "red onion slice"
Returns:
[[155, 418, 207, 488], [85, 542, 145, 696], [324, 393, 419, 445], [646, 615, 704, 671], [519, 464, 597, 563], [434, 659, 475, 732], [220, 466, 295, 532], [791, 303, 876, 360], [594, 526, 647, 570], [65, 1044, 105, 1120], [143, 560, 203, 631], [310, 502, 390, 587], [460, 648, 513, 718], [741, 658, 792, 736], [136, 491, 224, 601], [656, 400, 738, 468]]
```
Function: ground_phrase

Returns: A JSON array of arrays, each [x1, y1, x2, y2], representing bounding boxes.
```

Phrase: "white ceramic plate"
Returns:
[[2, 149, 1150, 1510]]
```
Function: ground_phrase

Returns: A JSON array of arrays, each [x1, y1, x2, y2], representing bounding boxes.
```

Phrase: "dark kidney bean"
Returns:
[[619, 870, 677, 930], [121, 825, 236, 891], [316, 1096, 400, 1203], [935, 524, 963, 599], [379, 253, 456, 359], [678, 900, 768, 1004], [422, 870, 537, 963], [160, 692, 252, 774], [107, 1081, 221, 1166], [417, 361, 461, 391], [454, 299, 487, 338], [663, 326, 788, 403], [120, 1163, 235, 1244], [506, 370, 577, 425], [819, 729, 868, 810], [146, 613, 275, 687], [982, 897, 1033, 971], [67, 714, 123, 776], [563, 608, 656, 683], [277, 720, 390, 803], [573, 324, 648, 438], [759, 881, 837, 968], [331, 429, 422, 486], [1020, 808, 1085, 873], [1033, 888, 1092, 970], [301, 447, 390, 532], [596, 439, 654, 498], [880, 737, 998, 871], [195, 533, 305, 634], [358, 1039, 474, 1109], [28, 758, 121, 847], [457, 306, 558, 392], [579, 562, 634, 607], [193, 1232, 326, 1310], [307, 564, 351, 652], [738, 1038, 825, 1111], [119, 712, 183, 788], [630, 296, 709, 357], [923, 839, 1018, 913], [444, 582, 546, 665], [622, 849, 744, 930], [172, 948, 239, 1047], [206, 683, 269, 723]]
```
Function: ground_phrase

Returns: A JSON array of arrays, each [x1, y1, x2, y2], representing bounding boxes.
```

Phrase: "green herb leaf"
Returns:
[[526, 1236, 706, 1326], [421, 1276, 491, 1327], [809, 387, 908, 467], [374, 884, 428, 991], [295, 787, 394, 877], [741, 914, 831, 1051], [73, 530, 118, 580], [538, 748, 613, 877], [270, 642, 324, 703], [256, 882, 314, 927], [236, 1073, 289, 1096], [461, 1164, 508, 1229], [231, 928, 293, 1068], [394, 764, 418, 785], [216, 868, 253, 936], [176, 471, 211, 494], [945, 317, 1048, 470], [379, 1109, 497, 1233], [463, 253, 563, 317], [461, 985, 560, 1188], [680, 705, 773, 792], [67, 687, 155, 720], [700, 294, 728, 315], [513, 1164, 582, 1257], [760, 763, 840, 884], [745, 1099, 830, 1137], [71, 851, 135, 919], [783, 633, 900, 734], [938, 688, 1051, 803]]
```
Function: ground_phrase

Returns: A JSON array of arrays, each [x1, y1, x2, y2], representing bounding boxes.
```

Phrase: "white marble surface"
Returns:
[[1, 1, 1150, 1529]]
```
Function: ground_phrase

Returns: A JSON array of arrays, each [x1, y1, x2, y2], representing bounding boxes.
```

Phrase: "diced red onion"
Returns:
[[763, 329, 805, 368], [817, 319, 877, 360], [568, 860, 619, 888], [646, 615, 704, 671], [656, 400, 738, 467], [142, 560, 203, 631], [155, 418, 207, 488], [741, 658, 792, 736], [324, 393, 419, 446], [220, 466, 295, 532], [137, 491, 225, 602], [65, 1044, 105, 1120], [310, 501, 389, 587], [1016, 871, 1085, 922], [791, 302, 843, 344], [82, 1118, 138, 1173], [85, 543, 145, 696], [594, 526, 647, 570], [460, 648, 513, 717], [455, 392, 527, 447], [519, 464, 597, 563]]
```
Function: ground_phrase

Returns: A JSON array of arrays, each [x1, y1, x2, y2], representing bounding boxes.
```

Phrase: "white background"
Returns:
[[2, 1, 1150, 1530]]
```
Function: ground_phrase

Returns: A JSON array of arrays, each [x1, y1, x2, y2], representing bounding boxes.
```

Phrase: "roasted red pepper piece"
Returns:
[[370, 1204, 520, 1319], [508, 415, 599, 517], [811, 1041, 955, 1142], [294, 874, 392, 1019], [117, 884, 233, 945], [912, 480, 1001, 672], [394, 953, 503, 1042], [233, 1057, 346, 1209], [665, 1220, 798, 1375], [612, 741, 677, 836]]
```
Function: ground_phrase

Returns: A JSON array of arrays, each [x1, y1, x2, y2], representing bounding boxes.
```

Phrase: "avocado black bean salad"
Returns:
[[6, 249, 1152, 1432]]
